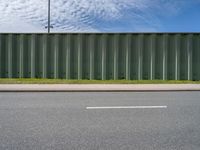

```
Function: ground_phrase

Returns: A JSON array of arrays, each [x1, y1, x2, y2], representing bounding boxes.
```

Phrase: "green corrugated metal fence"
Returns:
[[0, 33, 200, 80]]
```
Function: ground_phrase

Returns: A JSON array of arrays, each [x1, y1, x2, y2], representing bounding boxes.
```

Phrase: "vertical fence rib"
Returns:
[[187, 34, 193, 80], [19, 34, 24, 78], [89, 35, 94, 80], [0, 35, 1, 78], [65, 35, 70, 79], [42, 35, 47, 78], [138, 34, 143, 80], [150, 34, 155, 80], [197, 34, 200, 80], [150, 35, 153, 80], [78, 34, 82, 80], [126, 34, 131, 80], [54, 34, 58, 79], [101, 35, 106, 80], [175, 34, 180, 80], [163, 34, 168, 80], [114, 34, 119, 80], [8, 34, 12, 78], [31, 34, 35, 78]]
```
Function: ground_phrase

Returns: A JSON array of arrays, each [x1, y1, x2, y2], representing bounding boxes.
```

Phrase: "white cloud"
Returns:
[[0, 0, 197, 32]]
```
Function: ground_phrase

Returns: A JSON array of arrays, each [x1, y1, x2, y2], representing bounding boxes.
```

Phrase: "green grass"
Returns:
[[0, 78, 199, 84]]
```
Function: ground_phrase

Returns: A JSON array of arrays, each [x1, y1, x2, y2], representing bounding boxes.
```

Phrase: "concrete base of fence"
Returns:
[[0, 84, 200, 92]]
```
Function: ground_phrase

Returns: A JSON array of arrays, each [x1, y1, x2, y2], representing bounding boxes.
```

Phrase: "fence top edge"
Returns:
[[0, 32, 200, 35]]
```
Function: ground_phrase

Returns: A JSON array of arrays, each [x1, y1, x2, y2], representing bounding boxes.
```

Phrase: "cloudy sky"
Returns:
[[0, 0, 200, 32]]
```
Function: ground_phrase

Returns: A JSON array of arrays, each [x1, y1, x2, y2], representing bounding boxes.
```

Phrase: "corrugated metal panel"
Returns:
[[0, 33, 200, 80]]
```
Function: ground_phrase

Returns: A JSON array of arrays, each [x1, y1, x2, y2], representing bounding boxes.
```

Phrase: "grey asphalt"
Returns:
[[0, 92, 200, 150]]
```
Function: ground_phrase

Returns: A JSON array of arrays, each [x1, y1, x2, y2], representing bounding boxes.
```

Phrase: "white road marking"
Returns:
[[86, 106, 167, 109]]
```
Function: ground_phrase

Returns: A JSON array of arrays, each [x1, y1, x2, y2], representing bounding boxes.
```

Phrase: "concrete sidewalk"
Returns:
[[0, 84, 200, 92]]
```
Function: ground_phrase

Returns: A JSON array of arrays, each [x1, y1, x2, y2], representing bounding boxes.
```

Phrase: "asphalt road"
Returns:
[[0, 92, 200, 150]]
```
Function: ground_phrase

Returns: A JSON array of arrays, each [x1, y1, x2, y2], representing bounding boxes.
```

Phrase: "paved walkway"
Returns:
[[0, 84, 200, 92]]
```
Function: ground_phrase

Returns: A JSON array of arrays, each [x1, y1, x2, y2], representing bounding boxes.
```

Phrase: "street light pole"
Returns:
[[48, 0, 51, 33]]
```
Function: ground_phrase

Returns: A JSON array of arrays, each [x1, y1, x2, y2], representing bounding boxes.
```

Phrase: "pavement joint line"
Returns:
[[86, 106, 168, 109]]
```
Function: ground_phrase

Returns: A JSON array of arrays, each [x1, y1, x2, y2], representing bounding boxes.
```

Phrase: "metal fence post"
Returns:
[[89, 35, 94, 80], [163, 34, 168, 80], [175, 34, 180, 80], [42, 34, 47, 78], [138, 34, 143, 80], [65, 35, 71, 79], [101, 34, 106, 80], [19, 34, 24, 78], [187, 34, 193, 80], [113, 34, 119, 80], [54, 34, 59, 78], [78, 34, 82, 80], [126, 34, 131, 80], [150, 34, 155, 80], [8, 34, 12, 78], [31, 34, 35, 78]]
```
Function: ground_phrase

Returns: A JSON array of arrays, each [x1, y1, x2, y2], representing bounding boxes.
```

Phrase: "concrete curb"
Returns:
[[0, 84, 200, 92]]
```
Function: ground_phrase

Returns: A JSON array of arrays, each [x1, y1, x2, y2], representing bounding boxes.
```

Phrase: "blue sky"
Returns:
[[0, 0, 199, 32], [160, 1, 200, 32]]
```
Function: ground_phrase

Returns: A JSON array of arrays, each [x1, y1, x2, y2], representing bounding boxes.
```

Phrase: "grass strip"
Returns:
[[0, 78, 199, 84]]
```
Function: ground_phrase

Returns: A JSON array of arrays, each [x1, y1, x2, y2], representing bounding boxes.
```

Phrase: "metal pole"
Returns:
[[48, 0, 50, 33]]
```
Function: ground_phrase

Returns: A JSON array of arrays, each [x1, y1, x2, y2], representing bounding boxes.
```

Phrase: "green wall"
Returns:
[[0, 33, 199, 80]]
